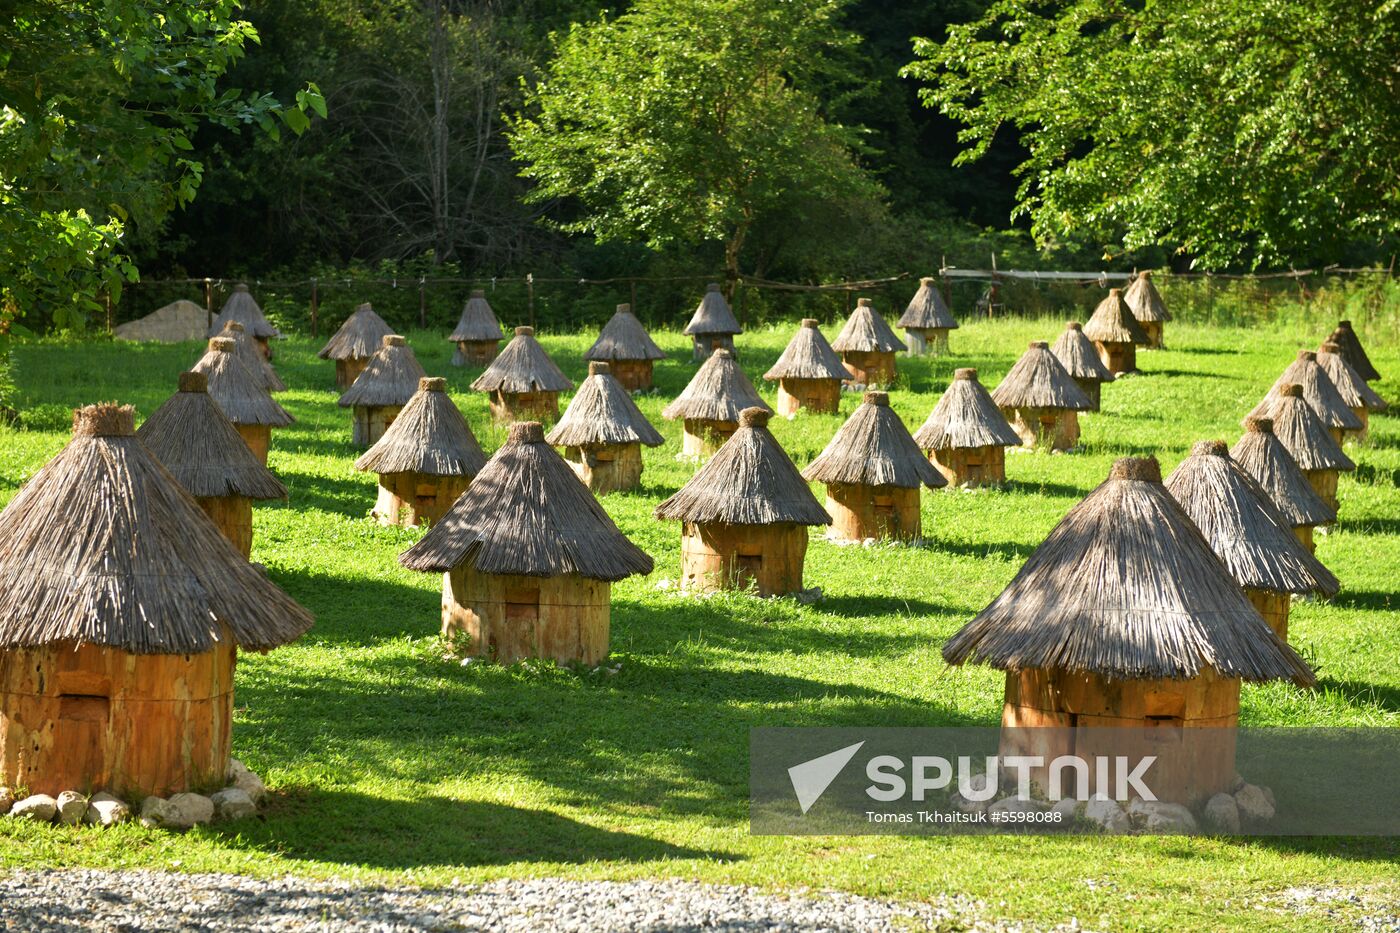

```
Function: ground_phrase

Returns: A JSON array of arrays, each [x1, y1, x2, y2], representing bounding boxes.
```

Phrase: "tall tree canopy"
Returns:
[[904, 0, 1400, 269], [0, 0, 320, 329], [508, 0, 884, 287]]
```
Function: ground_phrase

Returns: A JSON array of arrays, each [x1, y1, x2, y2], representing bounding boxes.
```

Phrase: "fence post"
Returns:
[[939, 255, 953, 313], [629, 278, 638, 316], [527, 273, 536, 328], [418, 278, 427, 330], [203, 278, 214, 332], [104, 290, 113, 335], [310, 278, 320, 338], [988, 251, 1000, 319]]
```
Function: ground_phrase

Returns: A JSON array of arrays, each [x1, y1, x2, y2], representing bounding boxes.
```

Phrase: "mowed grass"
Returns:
[[1, 317, 1398, 931]]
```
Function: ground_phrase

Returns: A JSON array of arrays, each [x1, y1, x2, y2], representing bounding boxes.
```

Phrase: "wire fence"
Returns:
[[106, 263, 1398, 339]]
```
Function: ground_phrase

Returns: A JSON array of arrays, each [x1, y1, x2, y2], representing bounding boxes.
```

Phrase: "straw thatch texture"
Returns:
[[354, 377, 487, 477], [0, 404, 313, 653], [137, 372, 287, 501], [448, 289, 505, 343], [319, 303, 394, 361], [1165, 441, 1338, 596], [897, 278, 958, 330], [1268, 385, 1354, 471], [207, 284, 279, 339], [1246, 350, 1362, 430], [1123, 271, 1171, 322], [399, 422, 653, 580], [942, 456, 1314, 686], [546, 362, 664, 447], [1328, 320, 1380, 382], [656, 408, 830, 526], [684, 284, 742, 336], [662, 349, 769, 423], [218, 321, 286, 392], [1051, 322, 1114, 382], [1230, 418, 1335, 529], [914, 369, 1022, 450], [470, 326, 573, 394], [191, 338, 294, 426], [338, 335, 428, 408], [803, 392, 944, 489], [763, 320, 848, 381], [585, 304, 665, 362], [1317, 343, 1386, 412], [831, 299, 903, 353], [990, 342, 1093, 411], [1083, 289, 1149, 345]]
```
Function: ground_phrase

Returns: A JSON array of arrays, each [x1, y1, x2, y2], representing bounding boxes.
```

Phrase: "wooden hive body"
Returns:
[[679, 522, 808, 596]]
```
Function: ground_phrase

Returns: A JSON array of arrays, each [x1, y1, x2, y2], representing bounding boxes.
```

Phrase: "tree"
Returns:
[[903, 0, 1400, 269], [508, 0, 883, 289], [0, 0, 322, 332]]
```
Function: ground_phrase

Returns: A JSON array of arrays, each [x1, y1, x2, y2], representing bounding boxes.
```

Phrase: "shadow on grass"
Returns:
[[1140, 369, 1232, 379], [1335, 517, 1400, 536], [1327, 589, 1395, 612], [999, 479, 1085, 499], [225, 792, 719, 869], [927, 537, 1036, 562], [277, 467, 378, 519], [1316, 678, 1400, 714], [1171, 346, 1239, 357]]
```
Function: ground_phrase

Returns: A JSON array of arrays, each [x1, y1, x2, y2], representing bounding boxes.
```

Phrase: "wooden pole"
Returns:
[[103, 290, 113, 335], [939, 254, 952, 311], [418, 278, 427, 330], [527, 273, 536, 328], [629, 278, 638, 316], [989, 251, 1000, 319], [203, 278, 214, 332], [310, 278, 320, 338]]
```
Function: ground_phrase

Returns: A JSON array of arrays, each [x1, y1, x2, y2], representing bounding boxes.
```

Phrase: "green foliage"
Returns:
[[16, 404, 73, 433], [0, 321, 1398, 928], [508, 0, 886, 282], [903, 0, 1400, 269], [0, 0, 322, 335]]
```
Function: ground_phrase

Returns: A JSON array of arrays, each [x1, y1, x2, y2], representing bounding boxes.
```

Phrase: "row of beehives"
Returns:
[[0, 277, 1383, 812]]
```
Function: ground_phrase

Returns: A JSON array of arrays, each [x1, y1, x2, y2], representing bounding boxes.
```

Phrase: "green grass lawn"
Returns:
[[1, 317, 1397, 931]]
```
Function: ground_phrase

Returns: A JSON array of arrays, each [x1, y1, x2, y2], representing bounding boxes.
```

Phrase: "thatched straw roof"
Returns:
[[897, 277, 958, 330], [802, 392, 945, 489], [207, 283, 279, 339], [338, 335, 428, 408], [1327, 320, 1380, 382], [1051, 322, 1115, 382], [943, 456, 1314, 686], [218, 320, 286, 393], [655, 408, 830, 526], [1083, 289, 1150, 344], [990, 341, 1092, 411], [584, 304, 665, 362], [1317, 342, 1387, 412], [913, 368, 1022, 451], [1268, 385, 1355, 471], [398, 421, 653, 580], [192, 338, 294, 426], [546, 362, 665, 447], [319, 303, 394, 361], [354, 377, 487, 477], [448, 289, 505, 343], [0, 404, 312, 653], [763, 319, 848, 381], [683, 283, 741, 336], [470, 326, 573, 394], [1165, 441, 1338, 597], [1230, 418, 1335, 528], [1246, 350, 1363, 430], [662, 348, 770, 423], [137, 372, 287, 501], [832, 299, 903, 353], [1123, 271, 1171, 323]]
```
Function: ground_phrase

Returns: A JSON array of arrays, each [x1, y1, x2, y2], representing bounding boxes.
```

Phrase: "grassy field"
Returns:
[[1, 317, 1397, 931]]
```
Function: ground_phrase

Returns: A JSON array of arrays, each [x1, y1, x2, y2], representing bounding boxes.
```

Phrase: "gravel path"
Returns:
[[0, 871, 1018, 932]]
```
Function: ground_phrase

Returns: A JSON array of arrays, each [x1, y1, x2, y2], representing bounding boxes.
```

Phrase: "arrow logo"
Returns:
[[787, 741, 865, 814]]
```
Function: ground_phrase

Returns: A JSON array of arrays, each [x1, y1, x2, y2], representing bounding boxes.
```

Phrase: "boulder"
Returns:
[[10, 794, 57, 822], [1234, 783, 1276, 822], [84, 792, 131, 828], [0, 787, 13, 814], [1051, 797, 1082, 823], [950, 772, 996, 814], [1084, 795, 1130, 833], [114, 299, 210, 343], [55, 791, 88, 826], [210, 788, 257, 822], [1128, 798, 1198, 833], [989, 796, 1050, 816], [1203, 793, 1241, 833], [140, 796, 174, 828], [164, 793, 215, 830], [227, 759, 267, 804]]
